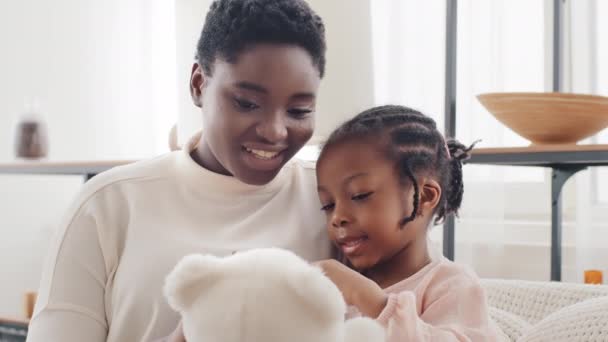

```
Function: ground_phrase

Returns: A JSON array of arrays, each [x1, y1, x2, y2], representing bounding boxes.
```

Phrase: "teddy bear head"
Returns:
[[164, 248, 385, 342]]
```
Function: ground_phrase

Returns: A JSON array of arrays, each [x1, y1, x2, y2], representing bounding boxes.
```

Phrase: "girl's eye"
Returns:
[[320, 203, 335, 212], [352, 192, 373, 201], [234, 97, 259, 111], [287, 108, 313, 118]]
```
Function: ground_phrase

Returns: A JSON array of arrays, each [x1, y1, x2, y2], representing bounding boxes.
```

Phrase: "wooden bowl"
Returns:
[[477, 92, 608, 145]]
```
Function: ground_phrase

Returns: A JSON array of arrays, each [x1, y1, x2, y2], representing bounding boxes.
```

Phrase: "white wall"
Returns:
[[0, 0, 177, 317], [175, 0, 211, 144], [174, 0, 375, 144], [309, 0, 375, 140]]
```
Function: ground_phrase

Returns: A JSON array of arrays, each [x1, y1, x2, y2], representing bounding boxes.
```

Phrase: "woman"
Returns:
[[26, 0, 330, 341]]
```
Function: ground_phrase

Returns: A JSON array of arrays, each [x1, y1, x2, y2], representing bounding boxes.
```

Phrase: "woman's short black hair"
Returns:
[[196, 0, 326, 77]]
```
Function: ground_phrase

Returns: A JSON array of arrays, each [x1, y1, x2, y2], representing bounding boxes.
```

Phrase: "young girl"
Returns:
[[315, 105, 504, 341]]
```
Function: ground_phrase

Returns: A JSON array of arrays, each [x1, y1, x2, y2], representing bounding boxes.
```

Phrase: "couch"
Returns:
[[481, 279, 608, 341]]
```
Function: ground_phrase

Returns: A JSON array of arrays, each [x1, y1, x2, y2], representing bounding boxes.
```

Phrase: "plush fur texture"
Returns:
[[164, 248, 385, 342]]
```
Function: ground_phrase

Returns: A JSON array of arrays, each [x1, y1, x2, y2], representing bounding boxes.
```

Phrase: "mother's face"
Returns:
[[190, 44, 321, 185]]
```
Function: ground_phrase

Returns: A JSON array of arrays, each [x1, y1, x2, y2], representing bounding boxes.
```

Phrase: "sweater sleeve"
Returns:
[[26, 194, 109, 342], [376, 276, 502, 342]]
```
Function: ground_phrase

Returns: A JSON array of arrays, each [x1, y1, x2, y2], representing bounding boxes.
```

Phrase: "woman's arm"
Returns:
[[26, 196, 109, 341]]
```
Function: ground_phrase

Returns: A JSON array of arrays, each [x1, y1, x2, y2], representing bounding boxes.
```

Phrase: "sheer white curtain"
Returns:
[[566, 0, 608, 282], [454, 0, 548, 280], [0, 0, 178, 317], [369, 0, 608, 281], [370, 0, 446, 128]]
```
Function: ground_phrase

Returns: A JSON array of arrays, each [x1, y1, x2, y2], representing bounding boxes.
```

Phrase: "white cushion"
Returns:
[[488, 306, 531, 341], [519, 296, 608, 342], [481, 279, 608, 324]]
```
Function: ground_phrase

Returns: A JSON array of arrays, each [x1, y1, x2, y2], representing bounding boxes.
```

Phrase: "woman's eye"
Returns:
[[320, 203, 335, 212], [287, 108, 313, 118], [352, 192, 373, 201], [234, 98, 259, 111]]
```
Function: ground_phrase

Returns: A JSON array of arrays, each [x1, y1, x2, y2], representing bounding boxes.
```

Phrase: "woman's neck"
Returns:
[[364, 237, 432, 289], [191, 141, 231, 176]]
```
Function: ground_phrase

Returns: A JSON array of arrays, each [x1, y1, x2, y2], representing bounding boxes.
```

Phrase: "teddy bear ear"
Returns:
[[343, 317, 386, 342], [164, 254, 222, 312]]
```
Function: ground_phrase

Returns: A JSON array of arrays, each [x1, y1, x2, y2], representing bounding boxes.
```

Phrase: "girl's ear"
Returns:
[[419, 178, 441, 215]]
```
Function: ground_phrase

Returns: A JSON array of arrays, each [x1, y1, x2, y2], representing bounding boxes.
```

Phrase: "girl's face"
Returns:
[[190, 44, 321, 185], [316, 138, 435, 273]]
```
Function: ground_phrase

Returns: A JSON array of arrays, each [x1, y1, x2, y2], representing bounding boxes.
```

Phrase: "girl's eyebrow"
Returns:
[[342, 172, 368, 186], [317, 172, 369, 192]]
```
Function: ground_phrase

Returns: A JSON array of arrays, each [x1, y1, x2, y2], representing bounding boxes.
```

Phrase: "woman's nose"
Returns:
[[256, 113, 288, 143]]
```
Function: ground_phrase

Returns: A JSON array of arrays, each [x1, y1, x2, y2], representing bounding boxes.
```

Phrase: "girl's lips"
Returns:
[[337, 236, 369, 256]]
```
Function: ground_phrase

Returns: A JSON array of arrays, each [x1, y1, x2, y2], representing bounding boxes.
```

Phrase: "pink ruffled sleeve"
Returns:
[[376, 276, 503, 341]]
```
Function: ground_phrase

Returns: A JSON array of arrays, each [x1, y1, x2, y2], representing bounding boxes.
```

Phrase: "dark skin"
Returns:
[[315, 138, 441, 318], [164, 44, 321, 342], [190, 44, 321, 185]]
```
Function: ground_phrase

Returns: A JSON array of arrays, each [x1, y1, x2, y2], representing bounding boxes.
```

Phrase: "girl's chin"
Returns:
[[348, 256, 376, 272]]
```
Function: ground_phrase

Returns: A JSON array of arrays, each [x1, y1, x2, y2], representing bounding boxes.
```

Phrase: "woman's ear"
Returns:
[[419, 178, 442, 215], [190, 63, 206, 108]]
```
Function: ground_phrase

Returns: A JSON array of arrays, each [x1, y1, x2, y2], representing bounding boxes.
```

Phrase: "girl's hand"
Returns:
[[314, 259, 388, 318], [166, 321, 186, 342]]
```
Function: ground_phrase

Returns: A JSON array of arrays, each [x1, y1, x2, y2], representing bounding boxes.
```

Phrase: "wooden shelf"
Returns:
[[0, 160, 137, 178], [0, 316, 28, 326], [468, 144, 608, 167]]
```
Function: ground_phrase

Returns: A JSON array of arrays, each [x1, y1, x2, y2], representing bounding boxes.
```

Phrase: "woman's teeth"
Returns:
[[245, 147, 280, 160]]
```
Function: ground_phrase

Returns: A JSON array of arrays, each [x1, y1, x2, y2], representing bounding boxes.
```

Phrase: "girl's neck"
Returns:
[[364, 237, 432, 289]]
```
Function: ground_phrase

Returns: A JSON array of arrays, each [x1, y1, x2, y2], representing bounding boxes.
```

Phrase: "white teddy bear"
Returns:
[[164, 248, 385, 342]]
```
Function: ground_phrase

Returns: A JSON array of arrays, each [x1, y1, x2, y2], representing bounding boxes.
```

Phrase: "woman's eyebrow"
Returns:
[[233, 82, 315, 101], [234, 81, 267, 94]]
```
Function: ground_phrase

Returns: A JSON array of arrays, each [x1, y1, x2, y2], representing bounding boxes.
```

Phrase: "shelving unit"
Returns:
[[0, 160, 136, 338], [466, 145, 608, 281], [440, 0, 588, 282], [0, 160, 136, 181], [0, 317, 28, 342]]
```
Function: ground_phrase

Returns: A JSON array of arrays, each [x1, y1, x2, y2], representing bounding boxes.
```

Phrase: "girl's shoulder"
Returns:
[[422, 258, 484, 297], [430, 257, 481, 283]]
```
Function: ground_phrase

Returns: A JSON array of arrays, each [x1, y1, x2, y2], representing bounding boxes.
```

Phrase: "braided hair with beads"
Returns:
[[320, 105, 476, 226]]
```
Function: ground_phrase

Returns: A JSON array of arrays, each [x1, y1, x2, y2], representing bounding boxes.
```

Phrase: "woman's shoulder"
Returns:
[[278, 158, 320, 194], [285, 158, 316, 171], [74, 152, 180, 205], [282, 158, 317, 180]]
